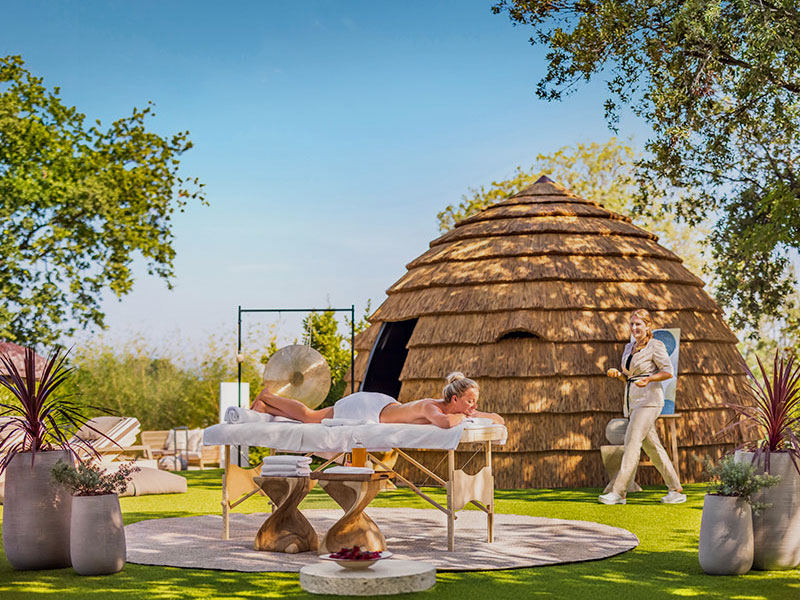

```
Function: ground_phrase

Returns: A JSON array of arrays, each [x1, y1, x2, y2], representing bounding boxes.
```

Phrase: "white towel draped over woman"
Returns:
[[250, 373, 504, 429]]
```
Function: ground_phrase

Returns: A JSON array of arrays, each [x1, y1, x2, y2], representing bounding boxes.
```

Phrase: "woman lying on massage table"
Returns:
[[251, 371, 504, 428]]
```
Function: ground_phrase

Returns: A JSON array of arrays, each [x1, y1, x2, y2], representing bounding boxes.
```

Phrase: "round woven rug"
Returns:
[[126, 508, 638, 572]]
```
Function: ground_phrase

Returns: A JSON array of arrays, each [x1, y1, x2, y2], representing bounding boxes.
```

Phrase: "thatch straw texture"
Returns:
[[348, 177, 745, 488]]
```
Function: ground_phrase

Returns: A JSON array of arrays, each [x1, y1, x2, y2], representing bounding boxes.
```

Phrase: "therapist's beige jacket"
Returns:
[[621, 338, 673, 416]]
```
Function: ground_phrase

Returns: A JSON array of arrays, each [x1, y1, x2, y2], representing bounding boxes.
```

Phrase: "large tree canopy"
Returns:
[[0, 56, 204, 345], [493, 0, 800, 332]]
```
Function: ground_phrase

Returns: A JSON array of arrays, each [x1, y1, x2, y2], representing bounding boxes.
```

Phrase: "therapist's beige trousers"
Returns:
[[611, 405, 681, 496]]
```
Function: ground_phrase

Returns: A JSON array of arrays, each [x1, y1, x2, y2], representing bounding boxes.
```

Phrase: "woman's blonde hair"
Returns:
[[442, 372, 478, 403], [630, 308, 654, 345]]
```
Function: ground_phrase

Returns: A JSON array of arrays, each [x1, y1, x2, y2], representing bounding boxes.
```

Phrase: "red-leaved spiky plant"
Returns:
[[723, 351, 800, 473], [0, 346, 105, 472]]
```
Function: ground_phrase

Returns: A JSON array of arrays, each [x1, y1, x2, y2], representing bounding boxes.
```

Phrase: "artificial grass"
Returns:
[[1, 470, 798, 599]]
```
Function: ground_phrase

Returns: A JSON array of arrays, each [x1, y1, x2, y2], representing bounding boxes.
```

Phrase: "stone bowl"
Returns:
[[320, 551, 393, 570], [605, 418, 629, 445]]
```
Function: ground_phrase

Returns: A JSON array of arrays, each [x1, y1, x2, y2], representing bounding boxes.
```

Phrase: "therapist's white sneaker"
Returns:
[[661, 491, 687, 504], [598, 492, 626, 505]]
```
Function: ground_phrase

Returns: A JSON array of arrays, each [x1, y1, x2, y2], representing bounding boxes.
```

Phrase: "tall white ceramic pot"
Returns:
[[735, 450, 800, 570], [698, 494, 753, 575], [2, 450, 72, 570], [70, 493, 126, 575]]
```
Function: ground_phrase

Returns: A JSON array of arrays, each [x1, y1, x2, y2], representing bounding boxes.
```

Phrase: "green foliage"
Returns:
[[68, 329, 270, 431], [493, 1, 800, 332], [302, 303, 371, 408], [438, 138, 708, 274], [738, 286, 800, 371], [51, 459, 138, 496], [0, 55, 204, 345], [705, 455, 780, 513]]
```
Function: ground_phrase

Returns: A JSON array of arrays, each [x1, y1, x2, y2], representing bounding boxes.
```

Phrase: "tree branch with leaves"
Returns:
[[493, 0, 800, 333], [0, 55, 204, 345]]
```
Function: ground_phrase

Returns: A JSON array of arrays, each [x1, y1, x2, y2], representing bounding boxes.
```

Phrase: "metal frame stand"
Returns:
[[234, 305, 356, 467]]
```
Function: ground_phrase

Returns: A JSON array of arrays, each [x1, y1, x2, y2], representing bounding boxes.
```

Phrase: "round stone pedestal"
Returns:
[[299, 559, 435, 595]]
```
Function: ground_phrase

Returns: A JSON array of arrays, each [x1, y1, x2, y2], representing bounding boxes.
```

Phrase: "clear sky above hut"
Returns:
[[1, 1, 652, 352]]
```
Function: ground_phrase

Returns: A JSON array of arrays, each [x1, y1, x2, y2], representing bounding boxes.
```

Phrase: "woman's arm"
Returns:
[[606, 368, 626, 382], [470, 409, 505, 425], [422, 402, 465, 429], [634, 371, 672, 387]]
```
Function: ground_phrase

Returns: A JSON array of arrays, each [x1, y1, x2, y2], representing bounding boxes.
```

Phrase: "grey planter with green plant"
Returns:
[[52, 460, 138, 575], [0, 347, 106, 570], [724, 350, 800, 570], [699, 455, 780, 575]]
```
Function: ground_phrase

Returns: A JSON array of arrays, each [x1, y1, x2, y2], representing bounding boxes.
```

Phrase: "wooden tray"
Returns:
[[311, 471, 395, 482]]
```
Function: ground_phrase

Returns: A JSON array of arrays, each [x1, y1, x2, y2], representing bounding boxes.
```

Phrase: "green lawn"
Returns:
[[1, 470, 798, 599]]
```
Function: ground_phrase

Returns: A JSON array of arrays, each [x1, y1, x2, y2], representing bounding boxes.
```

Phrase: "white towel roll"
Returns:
[[224, 407, 275, 424]]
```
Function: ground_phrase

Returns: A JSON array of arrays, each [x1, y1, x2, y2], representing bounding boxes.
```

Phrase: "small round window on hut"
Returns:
[[497, 330, 543, 342]]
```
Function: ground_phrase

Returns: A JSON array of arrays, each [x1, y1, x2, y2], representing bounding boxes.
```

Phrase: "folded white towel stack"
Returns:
[[261, 454, 313, 477], [321, 418, 371, 427]]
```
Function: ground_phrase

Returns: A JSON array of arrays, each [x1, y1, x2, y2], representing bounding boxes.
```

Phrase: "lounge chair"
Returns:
[[142, 428, 220, 470], [73, 416, 187, 497]]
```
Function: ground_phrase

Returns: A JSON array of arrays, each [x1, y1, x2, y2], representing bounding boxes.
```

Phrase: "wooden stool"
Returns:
[[252, 476, 317, 553], [312, 471, 394, 554]]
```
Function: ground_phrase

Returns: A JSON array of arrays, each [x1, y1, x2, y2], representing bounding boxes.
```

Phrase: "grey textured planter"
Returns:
[[735, 451, 800, 570], [698, 494, 753, 575], [70, 493, 126, 575], [2, 450, 72, 570]]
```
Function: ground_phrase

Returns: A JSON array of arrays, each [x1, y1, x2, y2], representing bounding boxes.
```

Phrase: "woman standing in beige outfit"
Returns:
[[598, 309, 686, 505]]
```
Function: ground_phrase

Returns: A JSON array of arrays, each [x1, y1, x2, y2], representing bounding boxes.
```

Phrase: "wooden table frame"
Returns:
[[217, 425, 503, 552]]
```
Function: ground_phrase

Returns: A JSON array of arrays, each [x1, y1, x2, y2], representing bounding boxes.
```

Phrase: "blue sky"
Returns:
[[2, 1, 650, 354]]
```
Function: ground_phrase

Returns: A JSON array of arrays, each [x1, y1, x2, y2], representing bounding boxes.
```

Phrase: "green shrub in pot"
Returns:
[[52, 461, 138, 575], [699, 455, 780, 575]]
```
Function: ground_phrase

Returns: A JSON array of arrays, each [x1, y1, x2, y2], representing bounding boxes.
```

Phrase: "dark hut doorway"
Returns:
[[361, 319, 418, 398]]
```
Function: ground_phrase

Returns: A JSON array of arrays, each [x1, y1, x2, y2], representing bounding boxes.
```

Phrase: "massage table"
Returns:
[[203, 421, 507, 552]]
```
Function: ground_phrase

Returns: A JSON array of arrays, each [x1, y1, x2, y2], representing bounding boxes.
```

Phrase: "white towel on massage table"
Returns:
[[204, 421, 507, 452], [224, 407, 300, 424], [321, 418, 370, 427]]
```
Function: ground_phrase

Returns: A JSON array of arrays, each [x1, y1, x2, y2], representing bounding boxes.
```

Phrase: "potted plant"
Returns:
[[723, 350, 800, 570], [51, 460, 138, 575], [0, 346, 106, 570], [699, 455, 779, 575]]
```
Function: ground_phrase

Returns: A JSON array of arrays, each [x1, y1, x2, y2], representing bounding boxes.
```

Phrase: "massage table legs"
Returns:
[[219, 443, 496, 552]]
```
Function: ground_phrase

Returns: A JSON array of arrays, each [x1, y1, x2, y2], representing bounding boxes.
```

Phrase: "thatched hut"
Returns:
[[348, 176, 745, 488]]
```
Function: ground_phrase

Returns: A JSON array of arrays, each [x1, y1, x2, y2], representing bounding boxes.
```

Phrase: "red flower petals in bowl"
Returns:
[[321, 546, 392, 569]]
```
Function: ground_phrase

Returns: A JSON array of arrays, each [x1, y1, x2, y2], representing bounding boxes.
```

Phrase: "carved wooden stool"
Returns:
[[252, 476, 317, 554], [312, 471, 394, 554]]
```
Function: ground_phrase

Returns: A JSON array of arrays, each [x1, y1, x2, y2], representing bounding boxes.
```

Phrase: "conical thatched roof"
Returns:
[[349, 176, 745, 488]]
